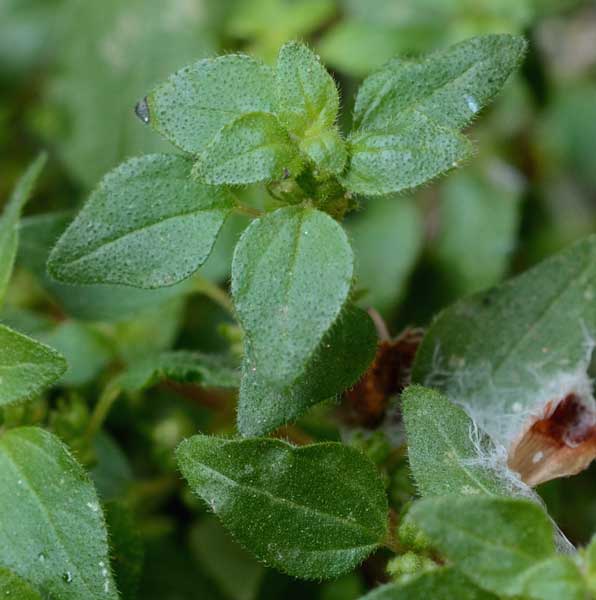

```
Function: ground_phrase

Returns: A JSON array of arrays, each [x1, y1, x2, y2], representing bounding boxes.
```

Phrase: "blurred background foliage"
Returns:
[[1, 0, 595, 598]]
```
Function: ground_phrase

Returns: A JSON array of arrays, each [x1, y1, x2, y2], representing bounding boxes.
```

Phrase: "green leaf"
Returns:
[[518, 556, 589, 600], [412, 234, 596, 451], [344, 111, 473, 195], [50, 0, 216, 186], [231, 206, 353, 388], [352, 34, 527, 134], [118, 350, 240, 392], [0, 427, 118, 599], [176, 436, 388, 579], [194, 112, 302, 185], [145, 54, 275, 155], [402, 385, 514, 497], [343, 34, 526, 195], [275, 41, 339, 135], [238, 304, 377, 436], [0, 567, 42, 600], [0, 153, 46, 305], [20, 211, 192, 322], [410, 496, 588, 600], [0, 323, 66, 407], [410, 496, 562, 598], [434, 163, 522, 296], [190, 516, 264, 600], [48, 154, 233, 288], [348, 195, 423, 316], [359, 567, 497, 600]]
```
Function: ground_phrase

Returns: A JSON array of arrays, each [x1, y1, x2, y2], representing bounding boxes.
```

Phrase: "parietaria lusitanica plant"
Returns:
[[0, 33, 595, 600]]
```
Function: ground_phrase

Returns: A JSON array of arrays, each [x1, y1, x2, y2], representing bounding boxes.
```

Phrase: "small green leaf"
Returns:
[[300, 127, 348, 175], [176, 436, 388, 579], [402, 386, 512, 497], [19, 211, 191, 322], [275, 41, 339, 135], [344, 34, 526, 195], [119, 350, 240, 392], [231, 206, 353, 388], [238, 304, 377, 436], [48, 154, 233, 288], [0, 567, 42, 599], [352, 34, 527, 133], [409, 496, 559, 598], [344, 111, 473, 195], [413, 234, 596, 451], [0, 153, 46, 305], [145, 54, 275, 154], [518, 556, 589, 600], [359, 568, 497, 600], [194, 112, 302, 185], [0, 324, 67, 407], [0, 427, 118, 599]]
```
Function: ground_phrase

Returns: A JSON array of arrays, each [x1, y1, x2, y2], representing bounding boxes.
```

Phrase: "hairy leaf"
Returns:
[[48, 154, 233, 288], [145, 54, 275, 154], [352, 34, 526, 133], [344, 34, 526, 195], [0, 153, 46, 305], [177, 436, 388, 579], [194, 112, 302, 185], [413, 234, 596, 449], [409, 496, 580, 599], [232, 206, 353, 387], [344, 111, 473, 195], [20, 211, 191, 322], [359, 568, 497, 600], [0, 427, 117, 599], [0, 324, 67, 407], [238, 304, 377, 436], [275, 41, 338, 135], [119, 350, 240, 391], [402, 386, 513, 497]]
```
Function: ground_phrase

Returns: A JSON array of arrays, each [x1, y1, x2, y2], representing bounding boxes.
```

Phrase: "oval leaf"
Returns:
[[145, 54, 275, 154], [0, 324, 67, 407], [48, 154, 233, 288], [231, 206, 353, 387], [0, 427, 118, 599], [176, 436, 388, 579], [194, 112, 302, 185], [238, 304, 377, 436]]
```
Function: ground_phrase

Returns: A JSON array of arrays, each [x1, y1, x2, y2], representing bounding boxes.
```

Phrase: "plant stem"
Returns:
[[85, 382, 121, 441]]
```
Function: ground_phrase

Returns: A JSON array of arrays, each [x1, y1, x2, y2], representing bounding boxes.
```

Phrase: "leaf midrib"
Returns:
[[195, 460, 382, 544]]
